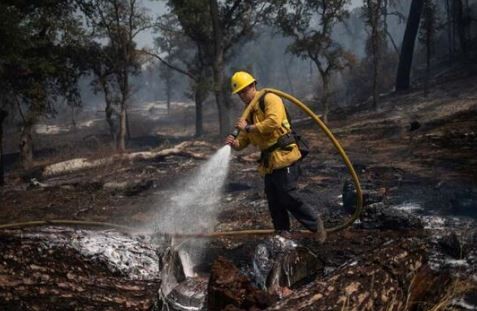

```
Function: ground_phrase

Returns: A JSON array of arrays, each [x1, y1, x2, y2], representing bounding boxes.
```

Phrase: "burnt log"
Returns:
[[268, 238, 428, 310], [359, 203, 423, 230], [42, 141, 214, 177], [0, 227, 162, 310], [103, 179, 154, 196], [342, 180, 422, 230], [207, 256, 275, 311]]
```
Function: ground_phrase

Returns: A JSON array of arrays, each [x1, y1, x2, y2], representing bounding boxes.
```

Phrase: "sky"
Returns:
[[135, 0, 165, 49]]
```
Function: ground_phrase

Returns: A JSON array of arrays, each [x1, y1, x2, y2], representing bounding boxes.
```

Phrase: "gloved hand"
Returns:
[[225, 135, 239, 148], [235, 119, 248, 131]]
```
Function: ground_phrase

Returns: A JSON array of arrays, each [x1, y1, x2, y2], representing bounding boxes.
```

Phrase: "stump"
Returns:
[[207, 256, 274, 311]]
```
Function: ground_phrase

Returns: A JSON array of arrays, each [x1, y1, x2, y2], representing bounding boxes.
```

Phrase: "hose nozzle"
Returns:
[[230, 128, 240, 138]]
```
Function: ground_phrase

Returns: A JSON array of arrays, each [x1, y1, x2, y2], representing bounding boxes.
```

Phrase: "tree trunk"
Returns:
[[321, 73, 330, 123], [101, 78, 117, 144], [117, 66, 129, 152], [209, 0, 230, 137], [117, 102, 127, 152], [454, 0, 467, 56], [71, 106, 77, 129], [105, 104, 117, 144], [284, 57, 295, 94], [166, 74, 172, 115], [425, 29, 431, 96], [19, 119, 34, 170], [126, 107, 131, 140], [368, 0, 381, 109], [195, 88, 205, 138], [446, 0, 454, 61], [372, 31, 379, 109], [395, 0, 425, 91], [0, 109, 7, 186]]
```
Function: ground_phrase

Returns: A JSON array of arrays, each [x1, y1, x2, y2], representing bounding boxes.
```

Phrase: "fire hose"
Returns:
[[0, 89, 363, 238]]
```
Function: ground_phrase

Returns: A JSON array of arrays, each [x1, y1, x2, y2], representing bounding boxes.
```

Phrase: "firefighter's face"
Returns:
[[238, 83, 256, 104]]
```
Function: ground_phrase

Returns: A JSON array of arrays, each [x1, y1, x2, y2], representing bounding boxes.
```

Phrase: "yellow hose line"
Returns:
[[0, 220, 135, 232], [0, 220, 301, 238], [239, 88, 363, 233]]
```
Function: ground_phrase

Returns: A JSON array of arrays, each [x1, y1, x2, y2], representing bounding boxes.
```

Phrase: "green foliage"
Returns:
[[275, 0, 353, 75], [0, 0, 87, 121], [79, 0, 153, 82], [167, 0, 274, 64], [274, 0, 354, 120]]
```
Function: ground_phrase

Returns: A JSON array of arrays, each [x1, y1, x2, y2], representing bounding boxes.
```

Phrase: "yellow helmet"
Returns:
[[230, 71, 256, 94]]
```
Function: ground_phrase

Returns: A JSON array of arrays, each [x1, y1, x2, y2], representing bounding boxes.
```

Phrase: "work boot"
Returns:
[[315, 215, 327, 244]]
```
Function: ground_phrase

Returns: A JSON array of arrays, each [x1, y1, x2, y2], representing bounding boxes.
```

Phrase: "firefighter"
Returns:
[[225, 71, 326, 243]]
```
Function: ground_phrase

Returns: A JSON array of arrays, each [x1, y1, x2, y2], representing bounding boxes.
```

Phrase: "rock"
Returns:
[[207, 256, 274, 311]]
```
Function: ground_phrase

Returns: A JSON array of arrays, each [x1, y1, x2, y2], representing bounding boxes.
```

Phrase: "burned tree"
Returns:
[[362, 0, 404, 107], [79, 0, 152, 152], [419, 0, 440, 95], [275, 0, 355, 122], [159, 63, 175, 115], [145, 13, 210, 137], [154, 14, 184, 116], [0, 109, 7, 186], [363, 0, 385, 109], [85, 42, 119, 143], [395, 0, 425, 91]]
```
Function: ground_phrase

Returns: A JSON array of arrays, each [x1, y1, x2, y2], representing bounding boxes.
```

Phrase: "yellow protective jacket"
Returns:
[[234, 91, 302, 175]]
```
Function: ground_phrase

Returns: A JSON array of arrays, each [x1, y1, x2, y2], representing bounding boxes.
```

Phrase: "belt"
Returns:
[[259, 133, 296, 168]]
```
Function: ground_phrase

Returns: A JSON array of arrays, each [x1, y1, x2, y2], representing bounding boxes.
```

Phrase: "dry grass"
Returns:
[[425, 279, 476, 311]]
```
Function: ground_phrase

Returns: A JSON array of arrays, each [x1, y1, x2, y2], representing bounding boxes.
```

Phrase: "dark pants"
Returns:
[[264, 162, 317, 232]]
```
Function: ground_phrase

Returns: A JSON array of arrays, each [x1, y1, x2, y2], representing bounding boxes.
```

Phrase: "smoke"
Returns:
[[152, 145, 232, 235]]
